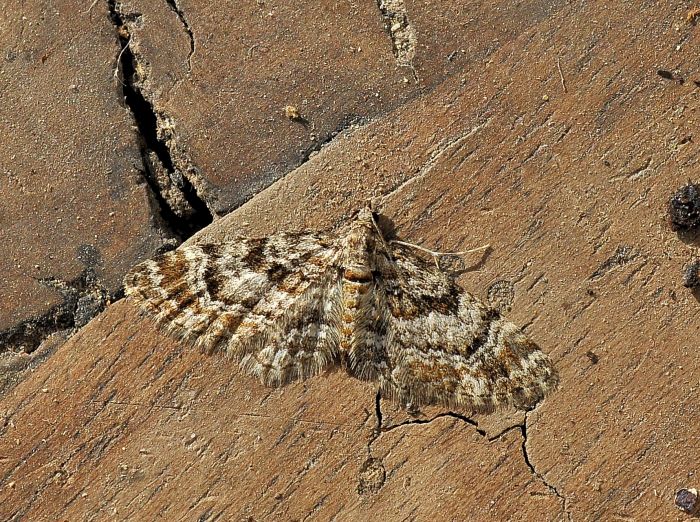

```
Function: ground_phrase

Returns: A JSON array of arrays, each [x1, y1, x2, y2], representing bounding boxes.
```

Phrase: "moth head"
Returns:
[[352, 205, 396, 241], [355, 206, 376, 225]]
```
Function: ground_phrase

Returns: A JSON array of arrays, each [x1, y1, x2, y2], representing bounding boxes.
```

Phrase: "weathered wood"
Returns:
[[0, 299, 561, 520], [3, 0, 700, 520]]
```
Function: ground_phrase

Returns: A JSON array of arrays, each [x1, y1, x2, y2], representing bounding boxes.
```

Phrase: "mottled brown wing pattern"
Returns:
[[124, 233, 344, 384], [239, 273, 344, 386], [124, 207, 558, 414], [375, 243, 559, 413]]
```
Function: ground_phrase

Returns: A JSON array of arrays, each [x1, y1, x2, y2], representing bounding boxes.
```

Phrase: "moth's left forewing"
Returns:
[[124, 233, 344, 363]]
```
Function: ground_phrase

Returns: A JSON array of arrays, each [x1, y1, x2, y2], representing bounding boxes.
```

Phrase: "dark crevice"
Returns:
[[165, 0, 195, 72], [374, 389, 382, 419], [442, 411, 485, 434], [374, 389, 383, 431], [381, 411, 487, 437], [358, 390, 386, 495], [137, 151, 185, 240], [486, 423, 522, 442], [366, 401, 570, 519], [108, 0, 212, 239], [368, 390, 383, 451], [520, 413, 571, 521], [0, 269, 113, 355]]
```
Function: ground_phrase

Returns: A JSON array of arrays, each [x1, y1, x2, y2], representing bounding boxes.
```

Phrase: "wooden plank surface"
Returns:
[[3, 1, 700, 521]]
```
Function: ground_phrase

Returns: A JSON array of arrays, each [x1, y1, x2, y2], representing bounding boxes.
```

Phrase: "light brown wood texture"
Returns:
[[0, 301, 560, 521], [3, 1, 700, 520]]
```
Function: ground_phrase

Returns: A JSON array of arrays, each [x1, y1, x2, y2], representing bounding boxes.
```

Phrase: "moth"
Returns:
[[125, 207, 558, 413]]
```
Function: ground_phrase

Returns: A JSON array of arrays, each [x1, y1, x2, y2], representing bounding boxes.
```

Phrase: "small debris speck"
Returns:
[[683, 259, 700, 289], [283, 105, 302, 121], [669, 183, 700, 231], [675, 488, 699, 514], [657, 69, 685, 84]]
